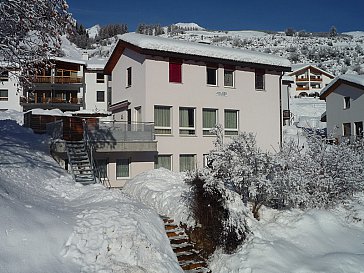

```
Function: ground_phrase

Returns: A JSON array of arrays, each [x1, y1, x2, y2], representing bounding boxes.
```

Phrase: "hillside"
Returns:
[[71, 23, 364, 76]]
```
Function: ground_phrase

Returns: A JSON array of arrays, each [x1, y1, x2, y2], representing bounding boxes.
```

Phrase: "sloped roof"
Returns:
[[289, 64, 334, 79], [320, 74, 364, 99], [105, 33, 291, 74]]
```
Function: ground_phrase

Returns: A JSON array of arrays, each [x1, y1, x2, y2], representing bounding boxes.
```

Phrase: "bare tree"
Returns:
[[0, 0, 73, 84]]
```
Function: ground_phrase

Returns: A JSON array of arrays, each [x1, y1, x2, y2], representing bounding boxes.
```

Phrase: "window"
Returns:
[[355, 122, 363, 137], [203, 154, 213, 168], [224, 69, 234, 87], [0, 71, 8, 81], [0, 89, 8, 101], [343, 123, 351, 137], [154, 106, 172, 134], [96, 91, 105, 102], [96, 73, 104, 83], [169, 60, 182, 83], [344, 96, 350, 109], [203, 108, 217, 135], [224, 110, 238, 135], [116, 159, 130, 178], [180, 154, 196, 172], [96, 159, 108, 179], [179, 107, 195, 135], [155, 155, 172, 170], [127, 67, 132, 87], [206, 67, 217, 85], [255, 69, 265, 90]]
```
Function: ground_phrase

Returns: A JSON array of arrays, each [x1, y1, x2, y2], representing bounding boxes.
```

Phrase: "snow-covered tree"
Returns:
[[277, 135, 364, 209], [0, 0, 73, 84], [204, 126, 276, 219]]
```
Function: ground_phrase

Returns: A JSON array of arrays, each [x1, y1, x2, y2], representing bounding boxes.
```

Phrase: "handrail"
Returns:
[[83, 119, 111, 188]]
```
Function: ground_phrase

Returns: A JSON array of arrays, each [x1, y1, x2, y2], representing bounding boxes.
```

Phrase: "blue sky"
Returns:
[[67, 0, 363, 33]]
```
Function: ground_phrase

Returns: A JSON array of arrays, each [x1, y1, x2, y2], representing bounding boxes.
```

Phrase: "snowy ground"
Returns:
[[0, 111, 182, 273], [2, 100, 364, 272]]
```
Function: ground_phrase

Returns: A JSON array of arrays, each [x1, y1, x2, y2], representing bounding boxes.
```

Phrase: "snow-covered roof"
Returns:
[[53, 56, 86, 66], [117, 33, 291, 69], [86, 58, 107, 70], [289, 64, 334, 78], [320, 74, 364, 99]]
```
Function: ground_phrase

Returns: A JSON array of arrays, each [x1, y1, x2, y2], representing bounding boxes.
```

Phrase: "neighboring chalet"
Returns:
[[21, 58, 86, 112], [320, 74, 364, 141], [17, 56, 110, 114], [104, 33, 291, 173], [288, 64, 334, 97], [0, 67, 22, 112]]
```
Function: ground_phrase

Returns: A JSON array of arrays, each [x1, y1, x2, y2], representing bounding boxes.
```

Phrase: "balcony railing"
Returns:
[[296, 77, 309, 82], [310, 76, 322, 81], [33, 76, 83, 84], [296, 86, 309, 91], [88, 121, 155, 142]]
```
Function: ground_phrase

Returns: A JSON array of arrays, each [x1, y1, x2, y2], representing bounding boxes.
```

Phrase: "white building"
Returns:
[[84, 61, 109, 113], [104, 33, 291, 175], [320, 74, 364, 141], [289, 64, 334, 97], [0, 69, 23, 112]]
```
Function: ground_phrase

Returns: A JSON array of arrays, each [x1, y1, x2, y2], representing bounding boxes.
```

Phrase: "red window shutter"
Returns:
[[169, 62, 182, 83]]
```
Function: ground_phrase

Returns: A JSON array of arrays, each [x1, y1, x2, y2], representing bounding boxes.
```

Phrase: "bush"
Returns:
[[186, 173, 249, 255]]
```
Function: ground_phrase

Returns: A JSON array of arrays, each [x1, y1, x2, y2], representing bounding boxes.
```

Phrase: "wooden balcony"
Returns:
[[296, 86, 309, 91], [310, 76, 322, 81], [33, 76, 83, 84], [296, 77, 309, 82]]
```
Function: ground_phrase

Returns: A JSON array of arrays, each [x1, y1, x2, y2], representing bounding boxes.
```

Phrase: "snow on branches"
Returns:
[[196, 127, 364, 222], [0, 0, 73, 84]]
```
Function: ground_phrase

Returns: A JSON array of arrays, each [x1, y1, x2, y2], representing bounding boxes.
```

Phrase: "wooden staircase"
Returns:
[[161, 216, 211, 273], [66, 141, 96, 185]]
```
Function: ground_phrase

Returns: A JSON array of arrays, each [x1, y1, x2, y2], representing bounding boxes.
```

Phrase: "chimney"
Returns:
[[82, 51, 89, 61]]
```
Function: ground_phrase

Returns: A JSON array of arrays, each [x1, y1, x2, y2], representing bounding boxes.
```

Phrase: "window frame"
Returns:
[[344, 96, 351, 109], [179, 107, 196, 135], [255, 68, 265, 90], [206, 67, 218, 86], [355, 121, 363, 138], [224, 109, 239, 135], [96, 90, 105, 102], [154, 105, 172, 135], [96, 72, 105, 83], [0, 71, 9, 81], [0, 89, 9, 101], [169, 59, 182, 83], [224, 69, 235, 88], [179, 154, 196, 172], [154, 154, 172, 170], [343, 122, 351, 137], [202, 108, 218, 136], [116, 158, 130, 179], [126, 67, 132, 87]]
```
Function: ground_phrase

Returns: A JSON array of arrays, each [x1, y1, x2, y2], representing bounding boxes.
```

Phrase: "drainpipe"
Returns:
[[279, 72, 283, 150]]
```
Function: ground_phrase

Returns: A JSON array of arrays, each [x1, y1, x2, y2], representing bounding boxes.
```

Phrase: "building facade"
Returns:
[[0, 69, 23, 112], [320, 74, 364, 141], [289, 64, 334, 97], [105, 33, 291, 173]]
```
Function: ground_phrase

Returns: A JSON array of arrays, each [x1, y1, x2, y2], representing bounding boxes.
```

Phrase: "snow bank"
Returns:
[[210, 206, 364, 273], [0, 114, 182, 273], [123, 168, 195, 227]]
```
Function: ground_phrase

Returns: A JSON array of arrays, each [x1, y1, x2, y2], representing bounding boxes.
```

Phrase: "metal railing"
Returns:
[[90, 121, 155, 142], [83, 120, 111, 188]]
